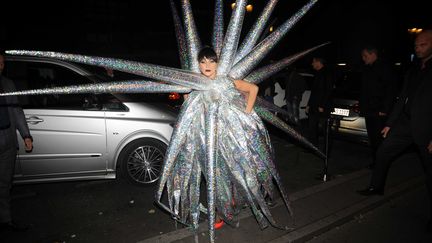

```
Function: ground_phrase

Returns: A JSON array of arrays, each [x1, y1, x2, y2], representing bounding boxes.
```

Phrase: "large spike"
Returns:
[[180, 0, 202, 73], [229, 0, 319, 79], [255, 97, 293, 121], [155, 93, 203, 223], [216, 0, 248, 75], [170, 0, 190, 70], [6, 50, 210, 90], [254, 105, 326, 159], [234, 0, 279, 64], [204, 103, 219, 243], [244, 42, 329, 83], [0, 80, 191, 97], [212, 0, 224, 56]]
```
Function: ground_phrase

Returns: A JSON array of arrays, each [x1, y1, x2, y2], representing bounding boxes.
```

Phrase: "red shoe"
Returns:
[[214, 219, 224, 229]]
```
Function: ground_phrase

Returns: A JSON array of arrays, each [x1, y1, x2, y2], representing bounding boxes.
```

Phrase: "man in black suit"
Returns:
[[306, 57, 334, 148], [284, 66, 306, 126], [359, 46, 398, 168], [357, 30, 432, 231], [0, 53, 33, 231]]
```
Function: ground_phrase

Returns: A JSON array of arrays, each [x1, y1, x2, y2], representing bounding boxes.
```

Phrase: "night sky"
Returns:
[[2, 0, 431, 68]]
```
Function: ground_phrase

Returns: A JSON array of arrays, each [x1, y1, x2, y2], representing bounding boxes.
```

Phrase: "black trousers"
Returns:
[[286, 96, 301, 125], [307, 111, 329, 149], [370, 118, 432, 216], [0, 146, 16, 223], [365, 115, 386, 162]]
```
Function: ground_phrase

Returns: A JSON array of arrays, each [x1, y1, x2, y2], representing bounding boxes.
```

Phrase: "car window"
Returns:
[[4, 60, 126, 111], [75, 63, 183, 108]]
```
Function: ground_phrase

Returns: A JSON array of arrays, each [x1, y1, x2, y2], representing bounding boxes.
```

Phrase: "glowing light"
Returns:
[[408, 28, 423, 34], [231, 2, 253, 12], [168, 92, 180, 100], [246, 4, 253, 12]]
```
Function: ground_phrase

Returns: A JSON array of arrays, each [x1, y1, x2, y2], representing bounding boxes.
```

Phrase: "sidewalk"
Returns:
[[138, 137, 426, 243]]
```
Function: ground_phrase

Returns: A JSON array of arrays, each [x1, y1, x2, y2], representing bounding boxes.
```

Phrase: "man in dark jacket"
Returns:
[[357, 30, 432, 231], [0, 53, 33, 231], [306, 57, 334, 147], [284, 66, 306, 125], [359, 46, 398, 168]]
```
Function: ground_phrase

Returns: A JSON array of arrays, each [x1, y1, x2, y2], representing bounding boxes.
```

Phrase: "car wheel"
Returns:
[[118, 138, 166, 186]]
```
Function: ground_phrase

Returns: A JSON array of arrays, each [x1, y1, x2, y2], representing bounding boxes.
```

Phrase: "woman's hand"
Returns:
[[234, 79, 258, 113]]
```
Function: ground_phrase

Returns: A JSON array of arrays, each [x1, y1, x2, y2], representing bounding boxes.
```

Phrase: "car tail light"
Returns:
[[168, 92, 180, 100]]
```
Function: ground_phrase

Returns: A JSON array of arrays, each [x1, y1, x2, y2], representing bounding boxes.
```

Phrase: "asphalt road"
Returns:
[[3, 132, 374, 243]]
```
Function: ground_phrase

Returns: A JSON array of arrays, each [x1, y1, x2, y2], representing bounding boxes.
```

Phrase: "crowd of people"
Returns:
[[258, 30, 432, 232]]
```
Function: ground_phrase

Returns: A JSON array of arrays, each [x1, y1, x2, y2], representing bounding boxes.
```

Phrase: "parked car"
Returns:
[[270, 68, 368, 144], [329, 70, 368, 144], [3, 55, 176, 186]]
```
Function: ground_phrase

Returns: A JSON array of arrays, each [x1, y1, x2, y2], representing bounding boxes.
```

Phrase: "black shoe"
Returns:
[[0, 221, 29, 232], [356, 187, 384, 196]]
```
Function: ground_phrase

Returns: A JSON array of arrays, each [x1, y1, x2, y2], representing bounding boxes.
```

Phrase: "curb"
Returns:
[[137, 169, 374, 243], [268, 176, 424, 243]]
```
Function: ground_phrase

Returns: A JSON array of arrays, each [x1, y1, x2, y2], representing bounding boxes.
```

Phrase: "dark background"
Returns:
[[1, 0, 431, 69]]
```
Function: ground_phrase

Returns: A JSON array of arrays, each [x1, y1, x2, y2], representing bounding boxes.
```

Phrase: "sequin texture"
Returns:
[[3, 1, 324, 242]]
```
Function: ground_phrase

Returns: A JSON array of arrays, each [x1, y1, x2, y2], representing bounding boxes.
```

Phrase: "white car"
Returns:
[[4, 55, 176, 185], [270, 70, 368, 143]]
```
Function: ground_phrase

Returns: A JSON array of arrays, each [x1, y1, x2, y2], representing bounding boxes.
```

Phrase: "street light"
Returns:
[[408, 28, 423, 34], [246, 4, 253, 12], [231, 3, 253, 12]]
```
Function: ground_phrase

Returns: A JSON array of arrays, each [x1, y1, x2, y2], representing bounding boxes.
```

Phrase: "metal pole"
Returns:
[[322, 117, 331, 181]]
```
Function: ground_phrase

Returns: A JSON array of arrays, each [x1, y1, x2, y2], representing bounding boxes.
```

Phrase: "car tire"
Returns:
[[118, 138, 167, 186]]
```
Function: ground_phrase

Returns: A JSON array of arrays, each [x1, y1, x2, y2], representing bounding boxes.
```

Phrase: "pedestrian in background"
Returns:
[[0, 52, 33, 232], [306, 56, 334, 148], [357, 30, 432, 232], [359, 46, 398, 168], [284, 65, 306, 126]]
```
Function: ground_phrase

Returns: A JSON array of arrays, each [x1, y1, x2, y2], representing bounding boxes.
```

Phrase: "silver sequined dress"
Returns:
[[159, 76, 290, 230]]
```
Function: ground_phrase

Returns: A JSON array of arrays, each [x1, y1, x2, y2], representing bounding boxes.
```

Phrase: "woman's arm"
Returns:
[[234, 79, 259, 113]]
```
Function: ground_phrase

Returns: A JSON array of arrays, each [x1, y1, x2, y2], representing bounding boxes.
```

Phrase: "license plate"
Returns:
[[331, 108, 350, 116]]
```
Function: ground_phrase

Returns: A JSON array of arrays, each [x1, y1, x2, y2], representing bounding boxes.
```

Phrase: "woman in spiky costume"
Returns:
[[2, 0, 326, 242], [163, 44, 279, 232]]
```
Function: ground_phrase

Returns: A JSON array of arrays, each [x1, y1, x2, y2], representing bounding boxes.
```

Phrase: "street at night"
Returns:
[[1, 1, 432, 242], [3, 134, 431, 242]]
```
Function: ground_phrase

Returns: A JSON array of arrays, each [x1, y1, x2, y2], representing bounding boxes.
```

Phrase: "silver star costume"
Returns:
[[3, 0, 326, 242]]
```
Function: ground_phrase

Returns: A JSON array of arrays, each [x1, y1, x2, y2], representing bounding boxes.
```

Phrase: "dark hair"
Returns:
[[313, 56, 326, 65], [198, 46, 218, 62], [362, 46, 379, 55]]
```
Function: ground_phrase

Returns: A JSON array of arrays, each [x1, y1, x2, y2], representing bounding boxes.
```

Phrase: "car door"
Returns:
[[20, 109, 107, 177], [5, 59, 108, 179]]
